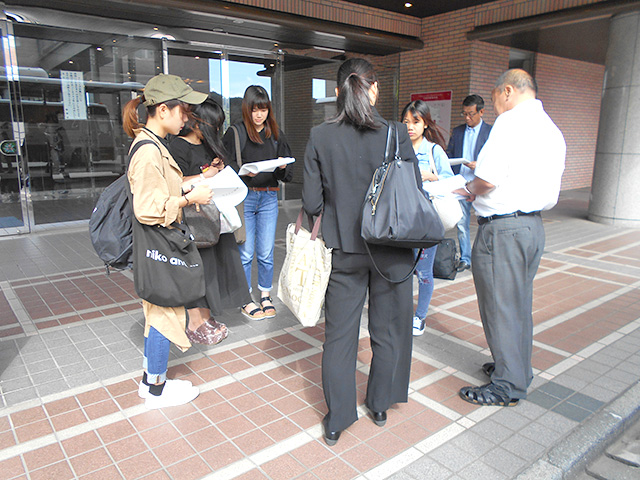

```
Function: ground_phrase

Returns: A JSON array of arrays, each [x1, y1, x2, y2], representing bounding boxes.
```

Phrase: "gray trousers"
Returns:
[[322, 247, 414, 432], [471, 214, 545, 399]]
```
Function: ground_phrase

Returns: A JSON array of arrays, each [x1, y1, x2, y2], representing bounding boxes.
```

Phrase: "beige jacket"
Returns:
[[127, 128, 191, 352]]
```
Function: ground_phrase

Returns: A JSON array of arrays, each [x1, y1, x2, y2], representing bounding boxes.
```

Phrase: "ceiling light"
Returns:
[[405, 2, 412, 7]]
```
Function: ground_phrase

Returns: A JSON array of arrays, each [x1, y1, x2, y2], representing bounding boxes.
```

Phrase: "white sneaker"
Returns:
[[145, 381, 199, 409], [138, 378, 193, 399], [413, 316, 426, 336]]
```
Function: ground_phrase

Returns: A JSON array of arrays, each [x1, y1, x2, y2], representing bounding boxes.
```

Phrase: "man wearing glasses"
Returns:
[[454, 69, 565, 406], [446, 94, 492, 272]]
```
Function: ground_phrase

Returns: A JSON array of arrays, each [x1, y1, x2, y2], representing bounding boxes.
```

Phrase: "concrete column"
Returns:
[[588, 11, 640, 227]]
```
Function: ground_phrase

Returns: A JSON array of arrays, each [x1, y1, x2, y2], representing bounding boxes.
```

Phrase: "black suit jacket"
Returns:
[[303, 110, 421, 254], [446, 121, 492, 175]]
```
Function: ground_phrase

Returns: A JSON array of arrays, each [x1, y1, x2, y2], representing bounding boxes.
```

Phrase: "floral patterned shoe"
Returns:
[[186, 319, 228, 345]]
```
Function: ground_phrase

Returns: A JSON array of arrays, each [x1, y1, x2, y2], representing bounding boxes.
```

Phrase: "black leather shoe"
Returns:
[[456, 261, 471, 272], [324, 430, 341, 446], [371, 410, 387, 427]]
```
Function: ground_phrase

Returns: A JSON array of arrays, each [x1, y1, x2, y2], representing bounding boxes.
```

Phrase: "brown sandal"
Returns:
[[241, 303, 266, 321], [260, 296, 276, 318]]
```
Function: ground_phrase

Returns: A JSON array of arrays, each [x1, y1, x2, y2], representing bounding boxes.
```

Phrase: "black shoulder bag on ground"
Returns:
[[433, 238, 458, 280], [360, 123, 445, 283]]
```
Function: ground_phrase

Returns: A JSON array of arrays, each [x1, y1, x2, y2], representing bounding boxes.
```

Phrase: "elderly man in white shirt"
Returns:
[[455, 69, 566, 407]]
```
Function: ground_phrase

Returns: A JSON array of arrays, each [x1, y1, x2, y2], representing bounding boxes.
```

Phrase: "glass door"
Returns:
[[2, 21, 162, 232], [0, 16, 29, 234]]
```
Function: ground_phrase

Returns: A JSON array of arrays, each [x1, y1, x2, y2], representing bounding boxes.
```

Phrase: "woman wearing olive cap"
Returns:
[[123, 74, 211, 409]]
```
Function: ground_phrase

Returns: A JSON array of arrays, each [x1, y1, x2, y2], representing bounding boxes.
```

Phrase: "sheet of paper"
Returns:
[[423, 174, 468, 200], [238, 157, 295, 176], [196, 166, 248, 207], [449, 157, 470, 166]]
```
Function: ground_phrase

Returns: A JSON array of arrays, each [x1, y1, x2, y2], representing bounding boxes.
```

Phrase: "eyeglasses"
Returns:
[[460, 111, 478, 118]]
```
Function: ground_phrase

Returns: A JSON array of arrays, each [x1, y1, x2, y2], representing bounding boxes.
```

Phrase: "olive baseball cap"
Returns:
[[143, 74, 207, 106]]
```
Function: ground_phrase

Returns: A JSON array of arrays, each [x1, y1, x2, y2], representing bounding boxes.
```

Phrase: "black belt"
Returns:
[[477, 211, 540, 225]]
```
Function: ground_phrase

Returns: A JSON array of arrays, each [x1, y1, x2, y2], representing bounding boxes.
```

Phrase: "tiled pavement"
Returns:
[[0, 188, 639, 480]]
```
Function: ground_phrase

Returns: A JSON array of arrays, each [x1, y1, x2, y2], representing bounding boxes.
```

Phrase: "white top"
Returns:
[[472, 99, 566, 217]]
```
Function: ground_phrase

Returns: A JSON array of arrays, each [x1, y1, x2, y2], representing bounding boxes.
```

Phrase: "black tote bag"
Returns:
[[361, 123, 445, 249], [132, 219, 206, 307]]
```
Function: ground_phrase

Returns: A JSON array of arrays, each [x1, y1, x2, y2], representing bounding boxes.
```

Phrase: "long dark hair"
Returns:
[[180, 97, 226, 163], [401, 100, 447, 150], [241, 85, 279, 144], [331, 58, 380, 130]]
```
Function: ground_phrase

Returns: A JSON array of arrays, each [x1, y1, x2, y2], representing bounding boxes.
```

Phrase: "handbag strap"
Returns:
[[429, 144, 437, 176], [295, 208, 322, 240], [230, 125, 243, 167], [365, 242, 423, 284], [383, 122, 393, 164]]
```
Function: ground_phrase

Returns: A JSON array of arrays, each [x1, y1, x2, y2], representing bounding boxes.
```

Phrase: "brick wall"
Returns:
[[395, 0, 606, 190], [224, 0, 421, 36], [536, 54, 604, 190], [237, 0, 608, 192]]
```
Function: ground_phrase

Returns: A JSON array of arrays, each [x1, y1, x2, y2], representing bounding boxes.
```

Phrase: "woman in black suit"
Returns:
[[303, 58, 421, 446]]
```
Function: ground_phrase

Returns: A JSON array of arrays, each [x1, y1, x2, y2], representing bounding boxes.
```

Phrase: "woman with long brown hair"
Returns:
[[124, 74, 211, 409], [222, 85, 293, 320], [401, 100, 454, 337]]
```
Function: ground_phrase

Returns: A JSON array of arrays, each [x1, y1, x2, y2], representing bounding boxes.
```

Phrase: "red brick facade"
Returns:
[[236, 0, 608, 191]]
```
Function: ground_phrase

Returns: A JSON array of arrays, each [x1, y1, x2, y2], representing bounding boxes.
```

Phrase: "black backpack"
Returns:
[[89, 140, 157, 274]]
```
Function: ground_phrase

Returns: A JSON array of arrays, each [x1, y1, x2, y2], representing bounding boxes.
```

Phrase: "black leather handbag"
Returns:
[[182, 202, 221, 249], [360, 122, 445, 283], [132, 220, 205, 307], [361, 123, 444, 249]]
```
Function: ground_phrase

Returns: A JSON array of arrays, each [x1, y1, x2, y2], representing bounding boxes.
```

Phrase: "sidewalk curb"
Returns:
[[516, 380, 640, 480]]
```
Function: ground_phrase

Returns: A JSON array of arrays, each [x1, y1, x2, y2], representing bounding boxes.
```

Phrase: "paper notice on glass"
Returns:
[[196, 166, 248, 207], [238, 157, 295, 176], [423, 174, 468, 200], [449, 157, 471, 166]]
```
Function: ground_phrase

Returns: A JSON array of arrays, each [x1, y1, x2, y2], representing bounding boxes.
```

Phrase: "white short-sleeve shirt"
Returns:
[[472, 99, 566, 218]]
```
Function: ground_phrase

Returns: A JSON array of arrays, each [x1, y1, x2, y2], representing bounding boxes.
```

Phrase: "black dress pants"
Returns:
[[322, 246, 414, 432]]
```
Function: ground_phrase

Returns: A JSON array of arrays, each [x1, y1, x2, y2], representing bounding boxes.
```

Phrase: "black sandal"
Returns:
[[260, 296, 276, 318], [459, 383, 519, 407]]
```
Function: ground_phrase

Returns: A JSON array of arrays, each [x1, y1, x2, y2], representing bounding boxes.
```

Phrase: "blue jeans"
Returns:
[[239, 189, 279, 293], [414, 245, 437, 320], [456, 200, 473, 265], [143, 327, 170, 384]]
